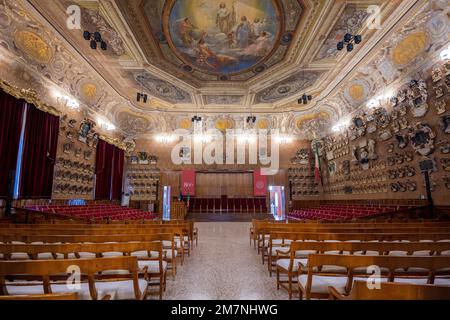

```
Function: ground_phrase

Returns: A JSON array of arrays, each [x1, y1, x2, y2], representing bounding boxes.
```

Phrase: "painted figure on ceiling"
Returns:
[[216, 2, 236, 34], [236, 16, 250, 48]]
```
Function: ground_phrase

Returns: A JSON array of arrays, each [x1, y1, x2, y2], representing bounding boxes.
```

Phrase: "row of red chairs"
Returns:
[[189, 198, 268, 214], [24, 204, 156, 221], [287, 204, 409, 221]]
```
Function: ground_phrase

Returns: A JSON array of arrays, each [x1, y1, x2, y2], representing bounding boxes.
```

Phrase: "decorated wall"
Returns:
[[319, 60, 450, 206]]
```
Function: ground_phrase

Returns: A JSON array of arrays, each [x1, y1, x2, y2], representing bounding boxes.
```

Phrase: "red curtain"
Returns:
[[95, 140, 124, 200], [0, 90, 25, 198], [111, 147, 124, 200], [19, 104, 59, 199], [95, 140, 114, 200]]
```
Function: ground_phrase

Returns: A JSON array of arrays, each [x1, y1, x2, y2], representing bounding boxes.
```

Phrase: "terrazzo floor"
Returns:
[[163, 222, 288, 300]]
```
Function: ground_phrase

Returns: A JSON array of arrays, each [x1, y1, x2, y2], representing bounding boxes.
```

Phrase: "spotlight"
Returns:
[[336, 33, 362, 54], [298, 94, 312, 105], [93, 32, 102, 42], [83, 31, 91, 41], [344, 33, 353, 43], [83, 31, 107, 52], [246, 116, 256, 124], [137, 93, 148, 103]]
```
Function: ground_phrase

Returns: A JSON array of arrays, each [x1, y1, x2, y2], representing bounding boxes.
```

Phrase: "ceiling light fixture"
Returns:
[[440, 45, 450, 61], [246, 116, 256, 124], [97, 117, 116, 131], [83, 31, 107, 51], [191, 115, 202, 123], [298, 68, 313, 105], [53, 89, 80, 111], [136, 70, 149, 104], [298, 94, 312, 105], [337, 33, 362, 53]]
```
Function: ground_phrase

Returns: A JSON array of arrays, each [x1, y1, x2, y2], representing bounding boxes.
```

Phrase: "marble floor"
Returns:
[[163, 222, 288, 300]]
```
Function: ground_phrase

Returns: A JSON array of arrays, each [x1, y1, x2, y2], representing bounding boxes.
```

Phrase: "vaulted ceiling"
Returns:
[[0, 0, 447, 139]]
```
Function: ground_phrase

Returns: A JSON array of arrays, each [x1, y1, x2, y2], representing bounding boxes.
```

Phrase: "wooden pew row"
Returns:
[[260, 231, 450, 265], [274, 241, 450, 298], [251, 220, 450, 249], [297, 254, 450, 300], [0, 221, 198, 246], [256, 225, 450, 255], [0, 227, 188, 262], [0, 242, 167, 299], [0, 292, 79, 300], [0, 233, 179, 279], [0, 256, 147, 300], [258, 226, 450, 251], [0, 220, 198, 247], [329, 281, 450, 300], [250, 220, 450, 247]]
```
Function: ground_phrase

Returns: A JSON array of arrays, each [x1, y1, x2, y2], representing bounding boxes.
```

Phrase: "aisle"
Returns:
[[164, 222, 287, 300]]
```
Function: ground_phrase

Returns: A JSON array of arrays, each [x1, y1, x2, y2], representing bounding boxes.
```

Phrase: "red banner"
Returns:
[[253, 169, 267, 196], [181, 170, 196, 196]]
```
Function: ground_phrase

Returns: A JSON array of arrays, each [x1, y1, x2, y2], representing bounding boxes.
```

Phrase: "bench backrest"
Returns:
[[342, 281, 450, 300], [0, 293, 78, 300], [0, 256, 141, 300], [0, 241, 164, 262], [268, 232, 450, 242]]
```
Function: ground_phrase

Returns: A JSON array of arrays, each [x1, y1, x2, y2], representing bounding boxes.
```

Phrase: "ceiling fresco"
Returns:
[[165, 0, 282, 75], [140, 0, 302, 81], [0, 0, 446, 140]]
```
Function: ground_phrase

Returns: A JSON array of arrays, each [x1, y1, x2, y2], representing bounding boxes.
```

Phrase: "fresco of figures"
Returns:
[[167, 0, 281, 74]]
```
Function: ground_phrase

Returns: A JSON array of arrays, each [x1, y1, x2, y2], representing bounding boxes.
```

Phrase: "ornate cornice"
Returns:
[[0, 79, 60, 116], [0, 78, 127, 150]]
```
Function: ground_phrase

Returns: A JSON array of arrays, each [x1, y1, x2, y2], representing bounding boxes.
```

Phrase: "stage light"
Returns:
[[298, 94, 312, 105], [344, 33, 353, 43], [347, 43, 354, 52], [83, 31, 107, 52], [93, 32, 102, 42], [83, 31, 91, 41], [336, 33, 361, 54]]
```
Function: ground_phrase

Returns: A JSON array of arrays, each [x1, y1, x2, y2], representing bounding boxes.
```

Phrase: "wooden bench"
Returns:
[[298, 254, 450, 300], [0, 241, 166, 299], [0, 225, 191, 258], [258, 226, 450, 255], [0, 233, 179, 279], [275, 241, 450, 298], [0, 256, 147, 300], [0, 292, 79, 300], [329, 280, 450, 300], [262, 231, 450, 265], [251, 220, 450, 248]]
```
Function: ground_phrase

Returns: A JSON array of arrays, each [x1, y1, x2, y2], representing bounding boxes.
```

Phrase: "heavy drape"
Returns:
[[19, 104, 59, 199], [95, 140, 124, 200], [95, 139, 114, 200], [0, 90, 25, 198], [111, 147, 124, 200]]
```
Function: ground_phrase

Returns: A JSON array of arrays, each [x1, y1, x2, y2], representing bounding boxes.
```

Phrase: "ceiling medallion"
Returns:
[[162, 0, 283, 76], [13, 30, 53, 64]]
